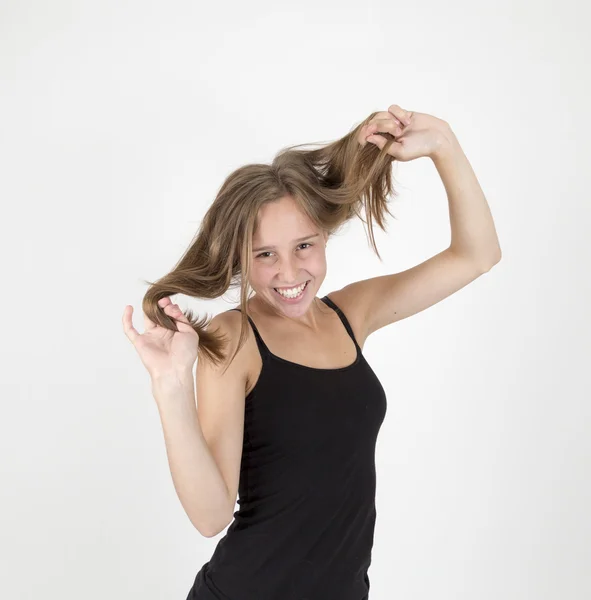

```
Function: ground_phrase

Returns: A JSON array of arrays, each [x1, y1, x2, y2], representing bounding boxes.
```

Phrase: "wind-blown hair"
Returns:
[[141, 112, 401, 373]]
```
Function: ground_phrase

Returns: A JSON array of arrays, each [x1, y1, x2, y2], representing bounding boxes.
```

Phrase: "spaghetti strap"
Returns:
[[228, 308, 271, 361], [320, 295, 360, 348]]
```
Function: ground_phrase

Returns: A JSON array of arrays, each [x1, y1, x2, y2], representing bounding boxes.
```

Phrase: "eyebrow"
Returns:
[[252, 233, 320, 253]]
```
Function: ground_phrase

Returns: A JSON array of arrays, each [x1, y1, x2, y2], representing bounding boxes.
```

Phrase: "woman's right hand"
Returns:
[[122, 297, 200, 379]]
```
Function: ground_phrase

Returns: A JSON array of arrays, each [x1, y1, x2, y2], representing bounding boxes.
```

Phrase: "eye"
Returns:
[[256, 242, 313, 259]]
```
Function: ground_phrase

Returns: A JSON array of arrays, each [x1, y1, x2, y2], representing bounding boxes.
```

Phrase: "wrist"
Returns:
[[430, 126, 462, 163], [151, 368, 195, 391]]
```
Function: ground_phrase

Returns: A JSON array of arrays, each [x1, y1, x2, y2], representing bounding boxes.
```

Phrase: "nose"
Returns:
[[276, 255, 300, 285]]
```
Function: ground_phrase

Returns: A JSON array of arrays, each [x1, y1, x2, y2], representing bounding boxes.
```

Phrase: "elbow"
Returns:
[[492, 245, 502, 264], [200, 523, 228, 539], [478, 247, 502, 273], [194, 523, 219, 538], [200, 528, 219, 539], [189, 496, 235, 538], [485, 250, 502, 271], [194, 515, 231, 538]]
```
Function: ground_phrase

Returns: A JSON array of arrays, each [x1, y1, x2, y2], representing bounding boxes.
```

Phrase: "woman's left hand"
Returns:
[[360, 104, 453, 162]]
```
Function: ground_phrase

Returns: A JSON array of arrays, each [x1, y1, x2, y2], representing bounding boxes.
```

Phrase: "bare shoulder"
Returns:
[[322, 287, 369, 349], [204, 310, 253, 381], [205, 308, 260, 394]]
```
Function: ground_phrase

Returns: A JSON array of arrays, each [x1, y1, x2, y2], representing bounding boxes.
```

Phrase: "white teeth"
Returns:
[[275, 281, 307, 298]]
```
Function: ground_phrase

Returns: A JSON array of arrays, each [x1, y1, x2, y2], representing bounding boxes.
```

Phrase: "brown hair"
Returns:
[[141, 112, 401, 373]]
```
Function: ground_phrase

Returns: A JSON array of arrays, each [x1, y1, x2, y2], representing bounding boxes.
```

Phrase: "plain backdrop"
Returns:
[[1, 1, 589, 599]]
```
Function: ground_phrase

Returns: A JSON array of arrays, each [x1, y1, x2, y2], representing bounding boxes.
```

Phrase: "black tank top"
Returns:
[[187, 295, 387, 600]]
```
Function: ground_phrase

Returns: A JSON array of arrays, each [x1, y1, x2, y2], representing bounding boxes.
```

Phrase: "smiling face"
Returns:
[[248, 195, 329, 315]]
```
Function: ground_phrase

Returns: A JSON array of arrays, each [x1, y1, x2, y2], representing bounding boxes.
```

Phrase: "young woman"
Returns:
[[122, 104, 501, 599]]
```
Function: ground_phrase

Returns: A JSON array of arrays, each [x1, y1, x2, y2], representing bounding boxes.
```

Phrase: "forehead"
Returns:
[[253, 197, 316, 241]]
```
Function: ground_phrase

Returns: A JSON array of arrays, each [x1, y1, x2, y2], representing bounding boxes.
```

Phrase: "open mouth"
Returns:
[[273, 280, 310, 301]]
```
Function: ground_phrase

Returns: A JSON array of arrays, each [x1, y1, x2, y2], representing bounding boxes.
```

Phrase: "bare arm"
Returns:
[[152, 371, 233, 538]]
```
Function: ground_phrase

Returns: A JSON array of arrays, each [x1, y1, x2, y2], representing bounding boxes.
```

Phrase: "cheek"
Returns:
[[249, 264, 276, 287], [307, 254, 327, 280], [313, 257, 326, 272], [248, 266, 266, 285], [312, 249, 327, 268]]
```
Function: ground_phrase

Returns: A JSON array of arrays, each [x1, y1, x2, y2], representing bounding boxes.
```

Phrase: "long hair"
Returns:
[[141, 112, 401, 374]]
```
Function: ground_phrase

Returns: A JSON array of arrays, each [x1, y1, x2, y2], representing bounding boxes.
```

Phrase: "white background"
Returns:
[[1, 1, 589, 599]]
